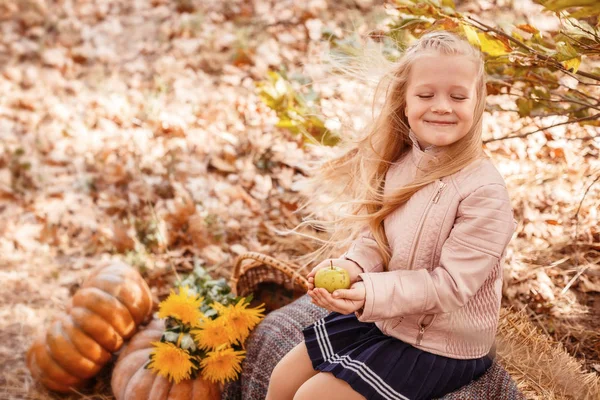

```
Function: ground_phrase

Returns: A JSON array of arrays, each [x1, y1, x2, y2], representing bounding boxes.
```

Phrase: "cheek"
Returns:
[[406, 105, 426, 122], [407, 113, 424, 129], [457, 105, 475, 123]]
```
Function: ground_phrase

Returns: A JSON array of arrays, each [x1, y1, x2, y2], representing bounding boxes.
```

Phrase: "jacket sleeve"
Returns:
[[341, 226, 385, 273], [356, 183, 516, 322]]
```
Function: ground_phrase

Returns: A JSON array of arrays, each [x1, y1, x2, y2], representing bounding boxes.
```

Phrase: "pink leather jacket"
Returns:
[[343, 131, 517, 359]]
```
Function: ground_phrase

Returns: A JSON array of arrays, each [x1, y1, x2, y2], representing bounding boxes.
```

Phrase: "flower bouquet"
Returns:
[[146, 266, 265, 385]]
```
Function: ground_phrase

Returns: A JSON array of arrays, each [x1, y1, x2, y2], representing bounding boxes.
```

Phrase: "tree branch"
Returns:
[[483, 112, 600, 143], [502, 91, 600, 115], [466, 15, 600, 83], [562, 15, 600, 44], [561, 171, 600, 295]]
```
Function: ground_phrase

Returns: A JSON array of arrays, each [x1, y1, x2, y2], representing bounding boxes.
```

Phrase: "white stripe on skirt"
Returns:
[[313, 318, 409, 400]]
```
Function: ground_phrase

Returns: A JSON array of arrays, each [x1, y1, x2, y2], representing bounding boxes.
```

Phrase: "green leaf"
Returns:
[[555, 41, 580, 61], [516, 98, 534, 117], [532, 87, 551, 100]]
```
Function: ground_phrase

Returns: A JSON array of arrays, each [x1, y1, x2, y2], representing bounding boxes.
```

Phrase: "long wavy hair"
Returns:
[[292, 30, 488, 269]]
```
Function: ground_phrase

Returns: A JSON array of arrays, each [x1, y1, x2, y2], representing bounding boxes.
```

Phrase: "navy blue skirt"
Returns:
[[303, 312, 492, 400]]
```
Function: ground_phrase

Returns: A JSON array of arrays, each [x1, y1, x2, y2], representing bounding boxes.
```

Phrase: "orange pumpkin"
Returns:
[[111, 319, 221, 400], [27, 261, 153, 393]]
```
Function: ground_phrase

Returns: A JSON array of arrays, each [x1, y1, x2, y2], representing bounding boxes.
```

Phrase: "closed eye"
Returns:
[[417, 95, 467, 100]]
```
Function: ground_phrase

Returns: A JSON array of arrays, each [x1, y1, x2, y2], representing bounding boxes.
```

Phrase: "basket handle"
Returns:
[[230, 252, 309, 294]]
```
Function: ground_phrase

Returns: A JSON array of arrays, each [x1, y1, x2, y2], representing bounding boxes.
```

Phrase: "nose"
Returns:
[[431, 98, 452, 114]]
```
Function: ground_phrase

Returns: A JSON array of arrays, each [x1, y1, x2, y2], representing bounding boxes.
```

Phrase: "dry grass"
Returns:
[[497, 308, 600, 400]]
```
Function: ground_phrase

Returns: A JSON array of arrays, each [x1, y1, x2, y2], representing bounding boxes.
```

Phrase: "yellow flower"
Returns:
[[213, 299, 265, 344], [148, 341, 197, 384], [192, 317, 234, 350], [158, 286, 205, 327], [200, 346, 246, 384]]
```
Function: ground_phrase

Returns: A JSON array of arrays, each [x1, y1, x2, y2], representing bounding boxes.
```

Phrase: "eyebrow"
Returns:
[[413, 84, 470, 91]]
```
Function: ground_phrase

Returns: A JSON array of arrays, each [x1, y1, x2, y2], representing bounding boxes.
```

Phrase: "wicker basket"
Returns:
[[229, 252, 308, 312]]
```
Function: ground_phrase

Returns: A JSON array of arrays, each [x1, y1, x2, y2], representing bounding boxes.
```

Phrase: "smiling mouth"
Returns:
[[425, 120, 457, 126]]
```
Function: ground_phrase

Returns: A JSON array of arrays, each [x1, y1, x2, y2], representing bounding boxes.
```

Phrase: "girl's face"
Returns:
[[404, 53, 479, 149]]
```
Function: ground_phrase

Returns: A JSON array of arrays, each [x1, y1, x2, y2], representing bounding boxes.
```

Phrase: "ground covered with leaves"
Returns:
[[0, 0, 599, 399]]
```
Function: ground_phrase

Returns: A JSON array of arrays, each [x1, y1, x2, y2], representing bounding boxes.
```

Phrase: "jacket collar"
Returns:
[[408, 129, 445, 172]]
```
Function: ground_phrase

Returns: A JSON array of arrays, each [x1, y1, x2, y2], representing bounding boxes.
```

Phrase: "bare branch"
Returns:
[[561, 171, 600, 295], [483, 113, 600, 143]]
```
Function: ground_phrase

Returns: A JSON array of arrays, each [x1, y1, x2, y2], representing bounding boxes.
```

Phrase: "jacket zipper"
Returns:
[[416, 314, 436, 345], [406, 180, 446, 270], [432, 181, 446, 204], [406, 180, 446, 345]]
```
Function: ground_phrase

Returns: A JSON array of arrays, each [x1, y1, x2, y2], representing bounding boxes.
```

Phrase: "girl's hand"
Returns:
[[308, 282, 366, 315], [306, 258, 363, 291]]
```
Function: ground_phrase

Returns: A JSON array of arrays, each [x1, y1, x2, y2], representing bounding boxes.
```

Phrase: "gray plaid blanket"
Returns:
[[222, 295, 524, 400]]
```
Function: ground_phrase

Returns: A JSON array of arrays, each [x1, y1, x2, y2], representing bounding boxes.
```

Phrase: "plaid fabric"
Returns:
[[221, 295, 524, 400]]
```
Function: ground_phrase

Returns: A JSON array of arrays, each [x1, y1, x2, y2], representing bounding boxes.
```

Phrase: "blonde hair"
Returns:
[[294, 30, 488, 269]]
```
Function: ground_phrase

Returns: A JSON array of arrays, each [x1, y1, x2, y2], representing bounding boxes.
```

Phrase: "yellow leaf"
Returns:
[[462, 25, 480, 47], [477, 33, 509, 56], [562, 57, 581, 73]]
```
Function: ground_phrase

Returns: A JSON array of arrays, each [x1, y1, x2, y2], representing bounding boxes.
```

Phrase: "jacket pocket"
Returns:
[[381, 317, 404, 335], [389, 316, 405, 331], [416, 314, 437, 346]]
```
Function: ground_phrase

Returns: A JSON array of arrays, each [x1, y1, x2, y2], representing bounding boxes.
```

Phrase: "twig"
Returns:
[[466, 15, 600, 84], [560, 172, 600, 295], [562, 15, 600, 45], [560, 31, 600, 53], [563, 268, 594, 293], [503, 90, 600, 114], [555, 94, 600, 112], [574, 173, 600, 247], [483, 113, 600, 143], [491, 73, 600, 115]]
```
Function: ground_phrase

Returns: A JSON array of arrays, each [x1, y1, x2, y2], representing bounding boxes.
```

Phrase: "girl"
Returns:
[[266, 31, 516, 400]]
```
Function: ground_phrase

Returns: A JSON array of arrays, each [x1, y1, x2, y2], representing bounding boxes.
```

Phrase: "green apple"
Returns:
[[314, 262, 351, 293]]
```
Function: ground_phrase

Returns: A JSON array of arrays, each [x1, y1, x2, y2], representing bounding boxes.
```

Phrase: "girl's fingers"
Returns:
[[309, 288, 357, 314], [309, 289, 327, 309], [333, 288, 360, 300], [312, 289, 325, 305], [318, 289, 335, 308]]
